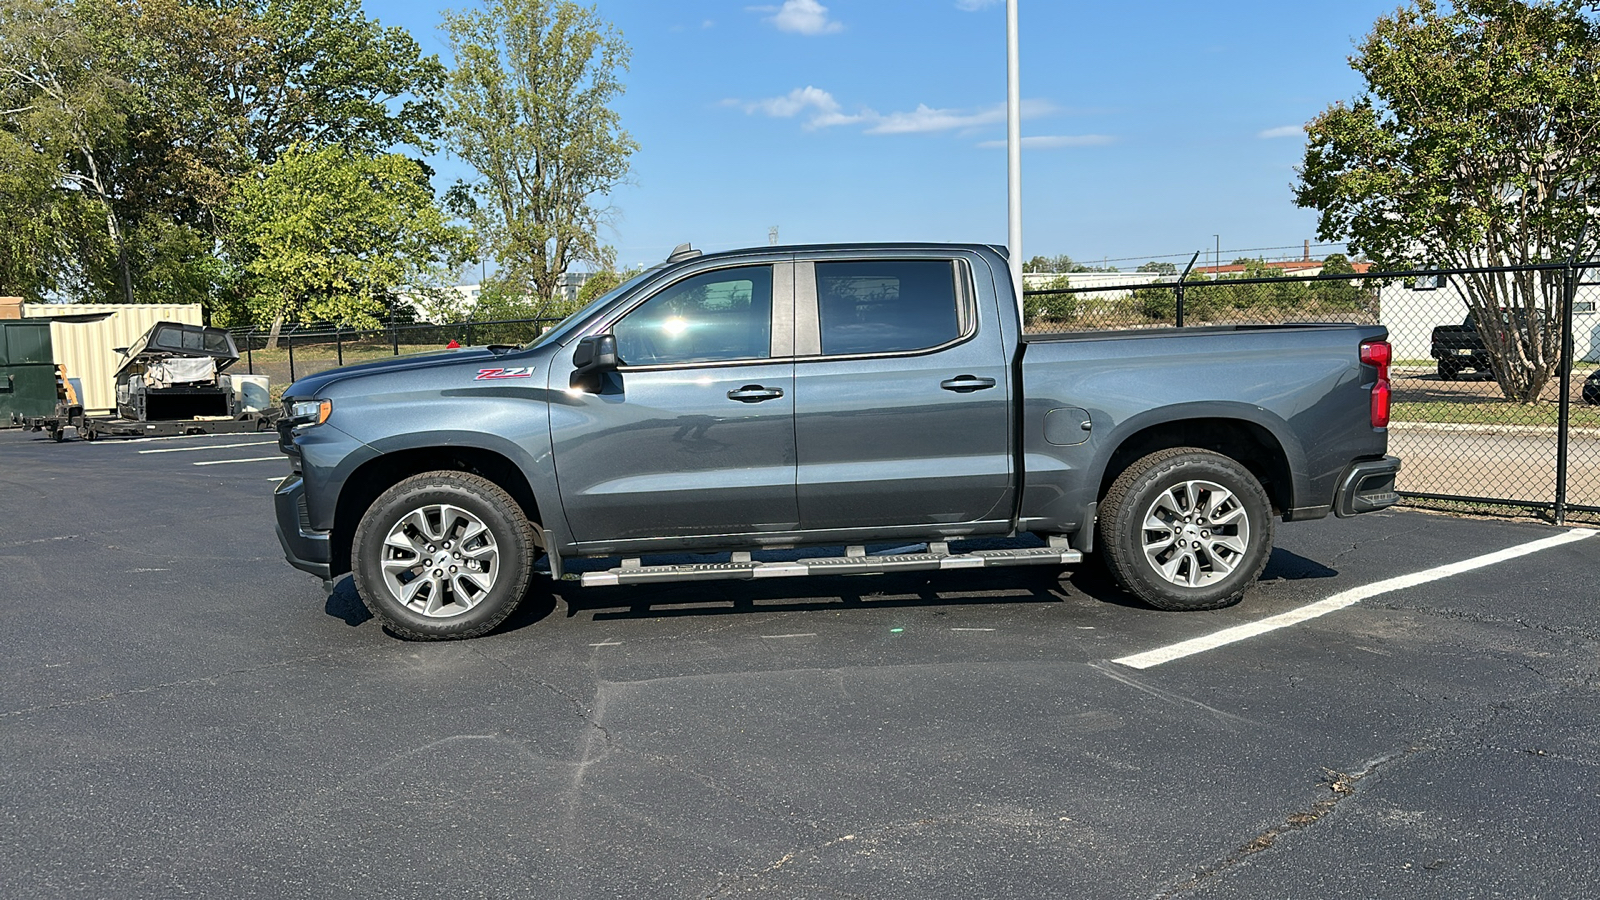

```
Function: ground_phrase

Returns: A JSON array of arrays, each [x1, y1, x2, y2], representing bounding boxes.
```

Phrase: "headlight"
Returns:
[[285, 398, 332, 427]]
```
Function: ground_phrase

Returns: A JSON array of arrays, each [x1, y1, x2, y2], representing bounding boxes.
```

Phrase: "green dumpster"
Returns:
[[0, 320, 59, 421]]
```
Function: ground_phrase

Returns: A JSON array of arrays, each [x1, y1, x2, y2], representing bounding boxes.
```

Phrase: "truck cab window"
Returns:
[[613, 265, 773, 365], [816, 260, 964, 356]]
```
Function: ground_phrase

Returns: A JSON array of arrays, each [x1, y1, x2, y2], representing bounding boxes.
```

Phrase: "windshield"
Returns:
[[525, 268, 661, 351]]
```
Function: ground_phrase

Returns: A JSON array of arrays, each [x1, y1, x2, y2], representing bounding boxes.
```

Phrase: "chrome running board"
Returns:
[[579, 542, 1081, 588]]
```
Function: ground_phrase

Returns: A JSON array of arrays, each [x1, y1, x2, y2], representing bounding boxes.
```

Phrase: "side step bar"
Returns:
[[580, 543, 1082, 588]]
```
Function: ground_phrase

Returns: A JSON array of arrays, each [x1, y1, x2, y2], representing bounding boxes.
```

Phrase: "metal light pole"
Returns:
[[1006, 0, 1023, 312]]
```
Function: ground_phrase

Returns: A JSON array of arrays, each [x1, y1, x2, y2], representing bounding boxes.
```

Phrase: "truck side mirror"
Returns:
[[570, 333, 618, 391]]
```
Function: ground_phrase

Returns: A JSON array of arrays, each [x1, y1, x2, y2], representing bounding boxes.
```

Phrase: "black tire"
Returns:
[[1096, 448, 1273, 612], [1436, 358, 1461, 381], [351, 470, 536, 640], [1583, 371, 1600, 406]]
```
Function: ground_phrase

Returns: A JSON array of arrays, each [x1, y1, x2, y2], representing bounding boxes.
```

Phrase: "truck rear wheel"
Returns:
[[1097, 448, 1273, 612], [1437, 358, 1461, 380], [351, 471, 536, 640]]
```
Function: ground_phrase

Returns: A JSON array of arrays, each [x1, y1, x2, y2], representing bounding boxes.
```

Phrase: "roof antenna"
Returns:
[[667, 243, 702, 263], [768, 226, 779, 246]]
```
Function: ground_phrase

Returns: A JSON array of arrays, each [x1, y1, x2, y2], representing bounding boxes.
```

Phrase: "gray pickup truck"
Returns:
[[274, 243, 1400, 640]]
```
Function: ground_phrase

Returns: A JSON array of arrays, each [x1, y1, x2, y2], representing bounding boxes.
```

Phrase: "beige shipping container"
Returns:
[[23, 304, 204, 412]]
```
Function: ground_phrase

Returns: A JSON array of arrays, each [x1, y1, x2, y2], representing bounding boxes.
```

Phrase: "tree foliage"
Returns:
[[224, 143, 473, 331], [1023, 254, 1117, 274], [0, 0, 449, 320], [442, 0, 638, 309], [1296, 0, 1600, 402]]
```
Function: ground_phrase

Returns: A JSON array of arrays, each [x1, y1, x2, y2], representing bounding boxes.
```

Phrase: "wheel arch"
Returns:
[[332, 445, 543, 578], [1094, 413, 1298, 516]]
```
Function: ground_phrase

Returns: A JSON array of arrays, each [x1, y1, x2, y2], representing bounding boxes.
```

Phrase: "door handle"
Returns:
[[940, 375, 997, 393], [727, 384, 785, 403]]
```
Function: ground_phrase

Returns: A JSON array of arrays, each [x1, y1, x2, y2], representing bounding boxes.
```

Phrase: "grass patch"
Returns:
[[244, 343, 457, 365], [1393, 400, 1600, 429]]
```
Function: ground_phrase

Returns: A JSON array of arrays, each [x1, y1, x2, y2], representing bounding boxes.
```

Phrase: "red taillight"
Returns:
[[1361, 339, 1392, 428]]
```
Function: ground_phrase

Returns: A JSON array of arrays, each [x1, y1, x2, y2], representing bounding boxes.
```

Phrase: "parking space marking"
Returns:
[[1114, 527, 1598, 670], [192, 457, 283, 466], [140, 441, 278, 454], [951, 627, 995, 632], [761, 633, 817, 639]]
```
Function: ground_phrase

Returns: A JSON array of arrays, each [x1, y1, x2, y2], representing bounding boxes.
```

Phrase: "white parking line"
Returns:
[[951, 627, 995, 632], [140, 441, 278, 454], [1113, 527, 1598, 670], [761, 633, 817, 639], [192, 457, 283, 466]]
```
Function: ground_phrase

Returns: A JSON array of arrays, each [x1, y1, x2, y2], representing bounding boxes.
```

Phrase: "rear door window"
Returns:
[[815, 260, 965, 356]]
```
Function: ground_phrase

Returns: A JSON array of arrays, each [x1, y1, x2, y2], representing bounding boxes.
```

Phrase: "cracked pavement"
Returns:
[[2, 428, 1597, 899]]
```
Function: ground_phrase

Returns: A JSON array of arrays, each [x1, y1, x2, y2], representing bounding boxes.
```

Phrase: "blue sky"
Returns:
[[370, 0, 1402, 271]]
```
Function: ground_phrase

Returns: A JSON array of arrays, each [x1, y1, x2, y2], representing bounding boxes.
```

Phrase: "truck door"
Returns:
[[549, 261, 799, 543], [791, 255, 1014, 532]]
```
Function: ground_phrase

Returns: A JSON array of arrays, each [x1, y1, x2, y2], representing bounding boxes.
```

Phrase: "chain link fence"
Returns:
[[230, 318, 561, 392], [1022, 261, 1600, 525]]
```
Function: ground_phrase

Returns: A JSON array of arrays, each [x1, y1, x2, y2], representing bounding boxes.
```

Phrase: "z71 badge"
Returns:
[[475, 367, 535, 380]]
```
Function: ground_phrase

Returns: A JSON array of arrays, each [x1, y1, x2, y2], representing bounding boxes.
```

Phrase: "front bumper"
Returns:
[[1334, 455, 1402, 517], [274, 474, 332, 579]]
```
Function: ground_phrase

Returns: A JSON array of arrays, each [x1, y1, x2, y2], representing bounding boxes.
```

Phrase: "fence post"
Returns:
[[1555, 222, 1591, 525], [245, 333, 253, 375], [1175, 251, 1201, 328], [392, 322, 400, 356], [287, 334, 296, 383], [1554, 267, 1579, 525], [336, 327, 344, 367]]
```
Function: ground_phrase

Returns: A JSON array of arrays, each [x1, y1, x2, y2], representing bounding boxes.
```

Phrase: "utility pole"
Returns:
[[1214, 234, 1221, 274], [1006, 0, 1023, 313]]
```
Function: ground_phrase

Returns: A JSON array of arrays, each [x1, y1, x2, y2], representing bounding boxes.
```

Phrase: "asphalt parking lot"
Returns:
[[3, 427, 1598, 899]]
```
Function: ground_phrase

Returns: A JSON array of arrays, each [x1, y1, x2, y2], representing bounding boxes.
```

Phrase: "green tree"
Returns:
[[442, 0, 638, 310], [1137, 260, 1178, 275], [1, 0, 141, 301], [224, 143, 474, 339], [239, 0, 445, 163], [0, 0, 447, 311], [1296, 0, 1600, 402]]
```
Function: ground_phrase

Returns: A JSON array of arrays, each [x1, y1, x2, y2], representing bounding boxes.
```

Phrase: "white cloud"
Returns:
[[742, 86, 868, 128], [740, 88, 1058, 136], [977, 134, 1116, 149], [867, 103, 1005, 134], [1258, 125, 1305, 139], [956, 0, 1003, 10], [751, 0, 843, 36]]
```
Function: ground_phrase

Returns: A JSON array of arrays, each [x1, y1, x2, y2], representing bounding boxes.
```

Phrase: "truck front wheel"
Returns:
[[351, 471, 536, 640], [1097, 448, 1273, 611]]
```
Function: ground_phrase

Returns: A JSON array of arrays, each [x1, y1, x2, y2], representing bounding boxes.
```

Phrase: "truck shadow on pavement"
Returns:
[[504, 546, 1339, 631], [322, 547, 1339, 635]]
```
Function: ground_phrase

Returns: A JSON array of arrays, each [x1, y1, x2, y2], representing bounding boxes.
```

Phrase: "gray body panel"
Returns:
[[1016, 324, 1388, 532], [274, 242, 1393, 579]]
